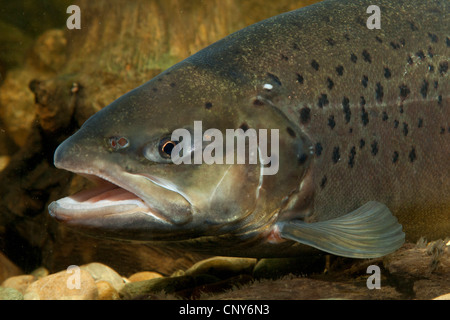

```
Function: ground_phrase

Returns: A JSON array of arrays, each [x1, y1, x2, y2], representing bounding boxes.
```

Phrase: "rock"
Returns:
[[1, 275, 35, 294], [0, 252, 23, 283], [30, 267, 49, 279], [96, 280, 120, 300], [128, 271, 163, 282], [184, 257, 257, 279], [211, 276, 403, 300], [253, 256, 326, 280], [433, 293, 450, 300], [31, 29, 67, 72], [384, 239, 450, 278], [80, 262, 126, 292], [120, 274, 220, 300], [23, 269, 98, 300], [0, 286, 23, 300]]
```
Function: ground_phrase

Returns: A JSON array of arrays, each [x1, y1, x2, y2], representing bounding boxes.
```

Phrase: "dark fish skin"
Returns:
[[51, 0, 449, 257], [183, 0, 449, 242]]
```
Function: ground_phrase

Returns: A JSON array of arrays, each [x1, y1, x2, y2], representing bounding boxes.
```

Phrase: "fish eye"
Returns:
[[159, 139, 178, 159]]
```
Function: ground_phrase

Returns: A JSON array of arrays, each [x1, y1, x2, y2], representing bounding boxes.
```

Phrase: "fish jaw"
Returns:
[[49, 138, 198, 241]]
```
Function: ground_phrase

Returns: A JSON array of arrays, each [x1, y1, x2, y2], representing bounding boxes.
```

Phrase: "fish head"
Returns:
[[49, 65, 312, 246]]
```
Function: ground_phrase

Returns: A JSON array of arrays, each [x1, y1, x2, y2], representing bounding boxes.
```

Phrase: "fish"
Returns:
[[49, 0, 449, 259]]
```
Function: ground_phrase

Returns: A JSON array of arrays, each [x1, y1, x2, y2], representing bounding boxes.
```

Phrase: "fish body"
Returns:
[[49, 0, 449, 258]]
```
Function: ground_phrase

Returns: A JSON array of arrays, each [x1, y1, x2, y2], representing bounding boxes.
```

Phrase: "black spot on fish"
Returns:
[[342, 97, 351, 123], [420, 80, 429, 98], [348, 147, 356, 168], [328, 116, 336, 130], [439, 61, 448, 75], [359, 139, 366, 149], [428, 33, 439, 43], [403, 123, 409, 136], [409, 148, 417, 162], [253, 99, 264, 107], [318, 94, 329, 108], [428, 47, 434, 58], [327, 38, 335, 46], [384, 68, 392, 79], [287, 127, 296, 138], [362, 75, 369, 88], [327, 78, 334, 90], [393, 151, 399, 164], [320, 176, 327, 189], [390, 42, 400, 50], [438, 95, 442, 105], [336, 65, 344, 76], [362, 50, 372, 63], [375, 36, 383, 43], [240, 122, 249, 131], [375, 83, 384, 103], [371, 141, 379, 156], [440, 127, 446, 134], [394, 120, 399, 129], [297, 73, 304, 84], [298, 153, 308, 165], [332, 147, 340, 164], [416, 50, 425, 61], [408, 21, 418, 31], [300, 107, 311, 124], [399, 84, 411, 100], [267, 73, 282, 86], [360, 96, 366, 107], [315, 143, 323, 157], [349, 128, 353, 134], [418, 118, 424, 128], [205, 102, 213, 110], [311, 60, 320, 71], [407, 55, 413, 65], [382, 112, 389, 121], [350, 53, 358, 63]]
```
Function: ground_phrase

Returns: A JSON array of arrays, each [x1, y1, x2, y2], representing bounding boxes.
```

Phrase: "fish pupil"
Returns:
[[161, 140, 176, 157]]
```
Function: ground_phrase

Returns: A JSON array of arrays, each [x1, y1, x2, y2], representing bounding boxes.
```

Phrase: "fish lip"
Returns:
[[49, 169, 173, 225]]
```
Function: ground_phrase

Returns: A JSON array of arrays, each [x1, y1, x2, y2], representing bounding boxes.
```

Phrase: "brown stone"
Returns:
[[23, 269, 98, 300], [128, 271, 163, 282], [1, 275, 35, 294]]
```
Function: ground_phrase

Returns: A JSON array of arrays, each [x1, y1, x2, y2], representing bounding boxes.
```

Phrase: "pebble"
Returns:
[[30, 267, 49, 279], [184, 257, 257, 279], [96, 281, 120, 300], [1, 275, 35, 294], [0, 286, 23, 300], [23, 269, 98, 300], [81, 262, 126, 292], [433, 293, 450, 300], [128, 271, 163, 282]]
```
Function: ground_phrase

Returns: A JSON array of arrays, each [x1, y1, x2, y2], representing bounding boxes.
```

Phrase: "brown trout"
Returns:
[[49, 0, 449, 258]]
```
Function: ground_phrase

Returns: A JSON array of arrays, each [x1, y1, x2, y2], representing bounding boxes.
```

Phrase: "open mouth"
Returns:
[[48, 174, 167, 223]]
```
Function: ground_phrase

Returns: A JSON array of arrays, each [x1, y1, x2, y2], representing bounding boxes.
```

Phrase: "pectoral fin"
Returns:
[[278, 201, 405, 258]]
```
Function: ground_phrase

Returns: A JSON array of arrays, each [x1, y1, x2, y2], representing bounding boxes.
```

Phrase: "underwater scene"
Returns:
[[0, 0, 448, 302]]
